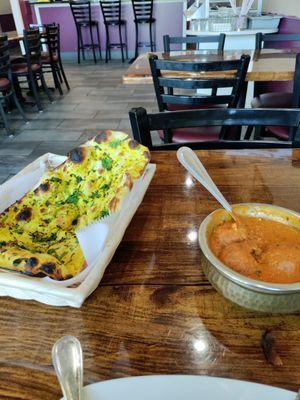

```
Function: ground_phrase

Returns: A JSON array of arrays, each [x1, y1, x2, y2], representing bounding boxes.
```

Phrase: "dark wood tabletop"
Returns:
[[123, 49, 298, 84], [1, 149, 300, 399]]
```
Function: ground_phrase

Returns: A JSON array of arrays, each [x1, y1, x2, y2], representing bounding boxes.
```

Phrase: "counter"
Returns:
[[27, 0, 184, 59], [185, 28, 278, 50]]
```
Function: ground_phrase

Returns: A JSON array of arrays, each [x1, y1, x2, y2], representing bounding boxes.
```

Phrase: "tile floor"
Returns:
[[0, 60, 158, 183]]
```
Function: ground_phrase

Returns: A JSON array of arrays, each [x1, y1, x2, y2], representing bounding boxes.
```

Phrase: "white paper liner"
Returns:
[[0, 153, 156, 307]]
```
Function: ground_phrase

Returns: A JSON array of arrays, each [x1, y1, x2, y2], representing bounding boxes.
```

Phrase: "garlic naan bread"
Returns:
[[0, 131, 150, 280]]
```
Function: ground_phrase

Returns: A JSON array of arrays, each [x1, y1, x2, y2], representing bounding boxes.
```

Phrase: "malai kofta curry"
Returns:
[[209, 216, 300, 284]]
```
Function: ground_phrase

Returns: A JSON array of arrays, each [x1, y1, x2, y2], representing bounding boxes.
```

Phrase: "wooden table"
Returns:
[[123, 49, 297, 84], [1, 149, 300, 399], [7, 31, 23, 42]]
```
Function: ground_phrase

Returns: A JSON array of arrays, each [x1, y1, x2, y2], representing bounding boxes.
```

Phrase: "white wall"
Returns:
[[263, 0, 300, 17], [0, 0, 12, 15]]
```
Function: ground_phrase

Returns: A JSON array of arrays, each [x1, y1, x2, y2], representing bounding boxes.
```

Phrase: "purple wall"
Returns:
[[32, 2, 183, 56]]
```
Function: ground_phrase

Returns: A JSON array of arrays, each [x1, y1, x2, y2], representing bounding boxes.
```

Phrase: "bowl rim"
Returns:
[[198, 203, 300, 294]]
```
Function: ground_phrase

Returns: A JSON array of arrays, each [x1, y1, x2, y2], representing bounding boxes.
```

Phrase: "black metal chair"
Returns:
[[28, 23, 70, 95], [0, 35, 27, 136], [249, 52, 300, 141], [100, 0, 128, 63], [131, 0, 155, 61], [42, 24, 70, 95], [255, 32, 300, 51], [163, 33, 226, 52], [129, 107, 300, 150], [149, 54, 250, 143], [11, 29, 53, 112], [252, 32, 300, 114], [69, 0, 102, 64]]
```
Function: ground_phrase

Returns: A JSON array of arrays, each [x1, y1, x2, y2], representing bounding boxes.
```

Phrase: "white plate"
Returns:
[[65, 375, 295, 400]]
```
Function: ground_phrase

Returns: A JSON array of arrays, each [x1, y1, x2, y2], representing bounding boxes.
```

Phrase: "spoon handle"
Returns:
[[177, 146, 233, 214], [52, 336, 84, 400]]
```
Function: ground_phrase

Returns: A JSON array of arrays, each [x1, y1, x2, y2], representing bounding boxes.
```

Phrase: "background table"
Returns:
[[1, 149, 300, 399], [7, 31, 23, 42], [123, 49, 297, 84]]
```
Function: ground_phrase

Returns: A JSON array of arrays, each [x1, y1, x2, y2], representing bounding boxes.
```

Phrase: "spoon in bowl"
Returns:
[[52, 335, 84, 400], [177, 146, 240, 223]]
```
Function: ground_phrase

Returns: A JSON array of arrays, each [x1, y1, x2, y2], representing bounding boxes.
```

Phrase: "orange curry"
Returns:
[[209, 216, 300, 284]]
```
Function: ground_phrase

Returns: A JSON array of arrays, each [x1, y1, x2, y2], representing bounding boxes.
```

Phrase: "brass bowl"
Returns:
[[198, 203, 300, 313]]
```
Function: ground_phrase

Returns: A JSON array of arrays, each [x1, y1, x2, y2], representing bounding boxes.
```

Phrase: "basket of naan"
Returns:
[[0, 131, 155, 307]]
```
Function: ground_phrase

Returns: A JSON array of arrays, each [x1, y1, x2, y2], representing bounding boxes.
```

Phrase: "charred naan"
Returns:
[[0, 131, 150, 280]]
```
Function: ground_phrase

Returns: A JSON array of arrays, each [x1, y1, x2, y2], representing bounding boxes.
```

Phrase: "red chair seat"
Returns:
[[166, 103, 226, 111], [251, 92, 293, 108], [0, 78, 10, 90], [160, 105, 239, 143], [41, 52, 58, 63], [158, 126, 220, 143], [12, 63, 41, 74], [265, 126, 289, 140]]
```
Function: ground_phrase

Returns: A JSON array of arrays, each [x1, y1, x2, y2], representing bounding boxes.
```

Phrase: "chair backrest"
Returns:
[[100, 0, 121, 24], [131, 0, 153, 22], [45, 24, 61, 62], [0, 35, 10, 80], [163, 34, 225, 52], [23, 28, 42, 69], [69, 0, 92, 24], [149, 54, 250, 111], [255, 32, 300, 50], [129, 107, 300, 150]]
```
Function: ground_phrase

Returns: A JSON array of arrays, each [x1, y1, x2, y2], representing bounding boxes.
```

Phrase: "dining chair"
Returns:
[[251, 31, 300, 127], [149, 54, 250, 143], [131, 0, 155, 61], [163, 33, 226, 52], [43, 24, 70, 95], [250, 53, 300, 140], [69, 0, 102, 64], [11, 28, 53, 113], [100, 0, 128, 63], [0, 35, 27, 136], [129, 107, 300, 150], [255, 32, 300, 51]]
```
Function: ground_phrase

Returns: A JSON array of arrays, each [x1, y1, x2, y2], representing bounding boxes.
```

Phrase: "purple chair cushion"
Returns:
[[251, 92, 293, 108], [158, 127, 221, 143], [256, 17, 300, 95], [265, 126, 289, 140], [166, 103, 226, 111]]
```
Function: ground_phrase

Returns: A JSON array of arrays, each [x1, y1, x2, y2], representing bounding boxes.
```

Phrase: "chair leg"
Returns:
[[12, 92, 28, 123], [79, 28, 85, 61], [244, 125, 253, 140], [28, 73, 43, 112], [96, 23, 102, 60], [119, 24, 124, 63], [0, 100, 13, 136], [254, 126, 264, 140], [135, 22, 139, 59], [56, 66, 63, 83], [89, 25, 97, 64], [51, 64, 63, 95], [58, 59, 70, 91], [149, 22, 154, 52], [40, 72, 53, 103], [124, 24, 128, 59], [105, 25, 109, 63], [77, 27, 81, 64]]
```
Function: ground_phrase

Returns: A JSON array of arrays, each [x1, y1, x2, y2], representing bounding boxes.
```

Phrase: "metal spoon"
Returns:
[[177, 146, 239, 222], [52, 335, 84, 400]]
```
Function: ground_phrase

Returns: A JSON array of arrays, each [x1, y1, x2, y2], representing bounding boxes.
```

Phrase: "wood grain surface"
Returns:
[[123, 49, 296, 84], [7, 31, 23, 42], [1, 149, 300, 399]]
